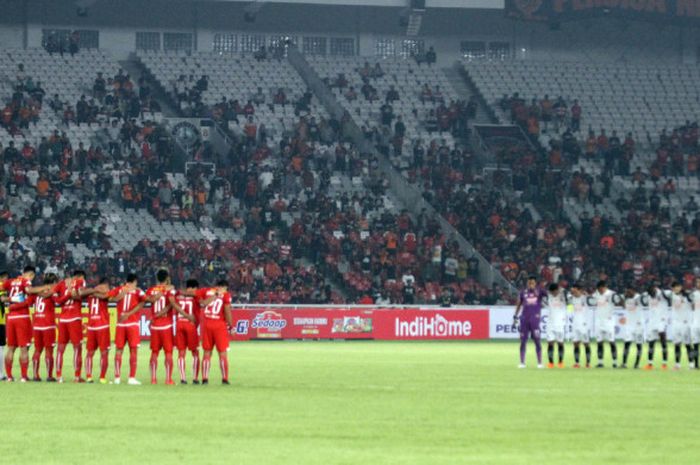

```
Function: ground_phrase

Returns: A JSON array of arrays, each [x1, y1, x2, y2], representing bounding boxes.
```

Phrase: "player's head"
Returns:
[[0, 270, 8, 281], [185, 279, 199, 290], [571, 282, 582, 297], [22, 265, 36, 279], [215, 279, 229, 292], [647, 284, 658, 297], [126, 273, 138, 285], [526, 276, 537, 290], [596, 280, 607, 292], [43, 273, 58, 285], [624, 284, 636, 297], [548, 283, 559, 295], [155, 268, 170, 285], [672, 281, 682, 293], [72, 269, 85, 279], [95, 277, 110, 291]]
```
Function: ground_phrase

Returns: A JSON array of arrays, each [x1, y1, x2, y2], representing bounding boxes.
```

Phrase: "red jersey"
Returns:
[[87, 295, 110, 329], [175, 292, 200, 326], [33, 294, 57, 329], [108, 286, 145, 327], [146, 285, 176, 329], [55, 278, 86, 321], [3, 276, 33, 319], [196, 288, 231, 323]]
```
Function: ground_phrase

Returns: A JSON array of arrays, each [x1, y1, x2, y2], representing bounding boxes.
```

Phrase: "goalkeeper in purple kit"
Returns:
[[513, 276, 546, 369]]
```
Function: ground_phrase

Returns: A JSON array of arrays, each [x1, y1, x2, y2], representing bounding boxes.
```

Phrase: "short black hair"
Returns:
[[23, 265, 36, 274], [126, 273, 138, 283], [156, 269, 169, 284], [98, 277, 109, 285], [0, 270, 8, 278], [548, 283, 559, 292], [527, 276, 537, 281], [72, 269, 86, 278], [186, 279, 199, 289], [596, 280, 607, 289], [572, 282, 582, 290], [216, 279, 229, 287], [671, 281, 681, 288], [44, 273, 58, 284]]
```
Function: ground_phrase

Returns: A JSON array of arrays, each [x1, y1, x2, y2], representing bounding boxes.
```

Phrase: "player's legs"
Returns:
[[546, 339, 555, 367], [201, 325, 214, 383], [622, 340, 631, 368], [176, 327, 188, 383], [98, 329, 110, 382], [647, 331, 657, 369], [518, 317, 529, 365], [573, 341, 581, 366], [584, 342, 591, 366], [114, 327, 126, 381], [86, 331, 97, 381], [634, 342, 643, 369], [32, 330, 44, 380], [56, 322, 69, 380], [609, 339, 618, 367], [69, 321, 83, 381], [127, 326, 140, 382], [150, 330, 162, 384], [214, 327, 230, 384], [164, 332, 174, 385], [556, 333, 565, 367], [0, 324, 5, 380], [659, 332, 668, 367], [10, 319, 32, 380], [596, 339, 605, 368]]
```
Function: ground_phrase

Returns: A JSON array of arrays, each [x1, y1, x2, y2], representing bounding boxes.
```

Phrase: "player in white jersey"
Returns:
[[544, 283, 568, 368], [619, 285, 644, 369], [592, 280, 620, 368], [690, 277, 700, 369], [668, 282, 694, 370], [570, 283, 592, 368], [641, 284, 669, 370]]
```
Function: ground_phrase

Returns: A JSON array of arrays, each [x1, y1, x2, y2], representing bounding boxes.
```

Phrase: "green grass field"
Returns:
[[2, 341, 699, 465]]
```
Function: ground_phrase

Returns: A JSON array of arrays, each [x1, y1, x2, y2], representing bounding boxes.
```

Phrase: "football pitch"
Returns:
[[2, 341, 699, 465]]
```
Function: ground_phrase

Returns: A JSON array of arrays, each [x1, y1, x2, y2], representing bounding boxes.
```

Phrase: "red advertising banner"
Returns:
[[228, 307, 490, 341]]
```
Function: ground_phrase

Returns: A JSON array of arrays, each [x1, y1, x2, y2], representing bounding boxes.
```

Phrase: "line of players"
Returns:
[[0, 266, 235, 384], [514, 277, 700, 370]]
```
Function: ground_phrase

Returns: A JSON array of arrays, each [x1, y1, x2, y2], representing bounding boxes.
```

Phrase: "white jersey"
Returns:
[[642, 291, 668, 326], [592, 289, 617, 330], [690, 290, 700, 327], [669, 291, 691, 325], [570, 295, 590, 329], [623, 293, 643, 327], [545, 291, 569, 330]]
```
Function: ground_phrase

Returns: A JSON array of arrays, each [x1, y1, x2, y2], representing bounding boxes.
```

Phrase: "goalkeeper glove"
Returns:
[[512, 315, 519, 331]]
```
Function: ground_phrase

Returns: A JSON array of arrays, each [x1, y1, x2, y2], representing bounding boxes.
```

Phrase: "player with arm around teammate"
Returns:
[[108, 273, 146, 385], [174, 279, 201, 384], [196, 280, 234, 384], [642, 284, 670, 370], [85, 278, 111, 384], [620, 285, 644, 369], [30, 273, 60, 381], [690, 277, 700, 369], [512, 276, 545, 369], [592, 280, 620, 368], [545, 283, 568, 369], [668, 282, 694, 370], [570, 283, 593, 368]]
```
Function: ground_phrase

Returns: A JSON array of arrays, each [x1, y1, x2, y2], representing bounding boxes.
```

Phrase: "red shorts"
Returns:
[[87, 328, 111, 352], [115, 325, 141, 350], [201, 322, 229, 353], [58, 320, 83, 345], [33, 327, 56, 351], [175, 322, 199, 352], [7, 317, 32, 347], [150, 327, 174, 353]]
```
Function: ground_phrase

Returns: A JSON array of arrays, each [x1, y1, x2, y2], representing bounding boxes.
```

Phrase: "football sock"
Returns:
[[597, 342, 604, 361], [46, 350, 54, 378], [73, 344, 82, 378], [610, 343, 618, 363], [20, 352, 28, 379], [219, 352, 229, 381], [519, 339, 526, 364], [4, 352, 12, 379], [675, 344, 682, 364], [100, 350, 109, 379], [648, 341, 655, 363], [585, 345, 591, 364], [165, 352, 173, 383], [685, 344, 694, 366], [202, 353, 211, 380], [574, 344, 580, 364], [534, 337, 542, 364], [547, 344, 554, 364], [129, 349, 138, 378], [192, 350, 200, 381], [557, 343, 564, 363], [150, 352, 158, 383], [85, 352, 93, 378], [56, 346, 65, 377], [178, 353, 186, 381], [634, 344, 642, 368], [32, 349, 41, 378], [114, 352, 123, 379], [623, 342, 631, 365]]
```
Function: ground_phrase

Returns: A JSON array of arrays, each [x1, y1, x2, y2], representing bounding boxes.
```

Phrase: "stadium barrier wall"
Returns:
[[45, 305, 637, 341]]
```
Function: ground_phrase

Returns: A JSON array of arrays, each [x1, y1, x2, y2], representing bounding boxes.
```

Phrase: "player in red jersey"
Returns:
[[85, 278, 111, 384], [196, 280, 233, 385], [108, 273, 145, 385], [145, 269, 178, 385], [175, 279, 201, 384], [30, 273, 60, 381], [54, 270, 91, 383], [2, 266, 41, 382]]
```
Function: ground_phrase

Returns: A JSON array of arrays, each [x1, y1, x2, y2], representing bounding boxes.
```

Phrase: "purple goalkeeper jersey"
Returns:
[[519, 288, 545, 318]]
